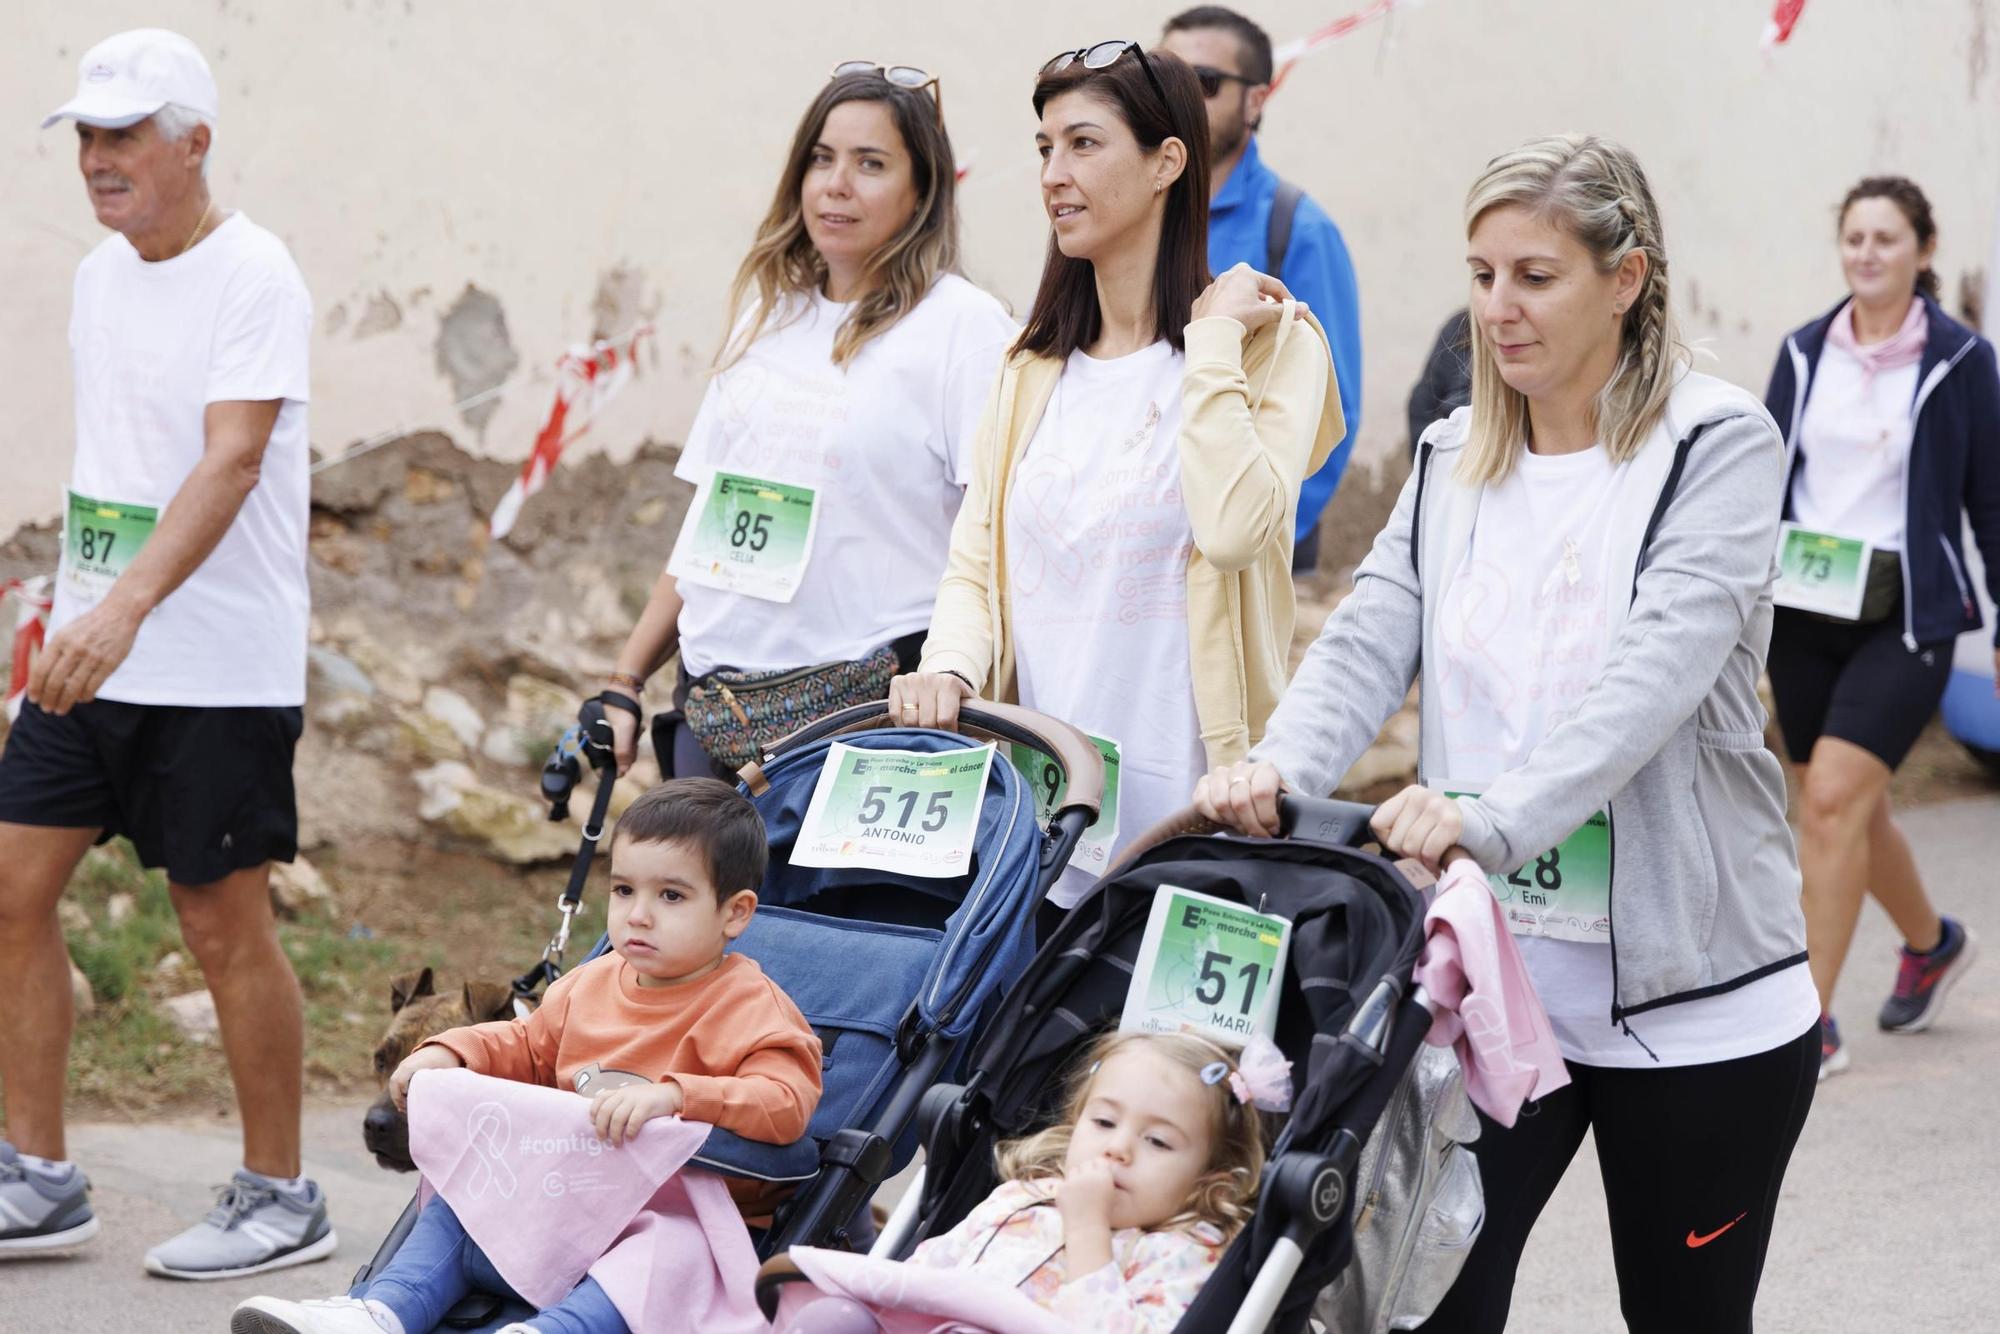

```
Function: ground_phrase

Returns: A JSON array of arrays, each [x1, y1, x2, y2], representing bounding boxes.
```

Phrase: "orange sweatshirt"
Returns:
[[424, 952, 822, 1147]]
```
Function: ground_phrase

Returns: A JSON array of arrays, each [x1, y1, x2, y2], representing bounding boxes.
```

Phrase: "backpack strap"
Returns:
[[1266, 176, 1305, 278]]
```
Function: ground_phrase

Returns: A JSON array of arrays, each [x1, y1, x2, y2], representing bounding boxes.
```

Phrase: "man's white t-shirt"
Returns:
[[53, 213, 313, 707], [1435, 443, 1820, 1067], [671, 275, 1015, 675], [1007, 341, 1207, 908], [1792, 339, 1918, 552]]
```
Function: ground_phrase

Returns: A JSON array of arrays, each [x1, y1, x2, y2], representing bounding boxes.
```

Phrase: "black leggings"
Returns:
[[1418, 1024, 1819, 1334]]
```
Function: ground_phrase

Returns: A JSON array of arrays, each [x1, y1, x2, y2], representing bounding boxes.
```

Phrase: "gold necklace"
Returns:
[[179, 198, 214, 256]]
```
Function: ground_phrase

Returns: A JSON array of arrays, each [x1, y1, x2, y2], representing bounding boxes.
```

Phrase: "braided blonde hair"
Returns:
[[1457, 134, 1687, 485], [993, 1031, 1269, 1238]]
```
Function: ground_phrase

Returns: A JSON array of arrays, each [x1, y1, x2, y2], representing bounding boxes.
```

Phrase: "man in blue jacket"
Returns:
[[1162, 6, 1364, 575]]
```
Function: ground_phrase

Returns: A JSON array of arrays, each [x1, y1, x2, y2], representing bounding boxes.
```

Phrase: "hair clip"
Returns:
[[1225, 1036, 1293, 1113], [1199, 1059, 1231, 1087]]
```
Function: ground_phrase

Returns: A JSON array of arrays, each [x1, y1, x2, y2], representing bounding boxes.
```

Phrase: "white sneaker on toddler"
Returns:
[[230, 1294, 404, 1334]]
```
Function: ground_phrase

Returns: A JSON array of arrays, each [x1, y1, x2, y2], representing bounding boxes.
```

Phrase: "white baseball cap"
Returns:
[[41, 28, 219, 130]]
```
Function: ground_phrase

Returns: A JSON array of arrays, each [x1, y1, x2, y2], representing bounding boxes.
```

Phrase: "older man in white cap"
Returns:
[[0, 29, 331, 1279]]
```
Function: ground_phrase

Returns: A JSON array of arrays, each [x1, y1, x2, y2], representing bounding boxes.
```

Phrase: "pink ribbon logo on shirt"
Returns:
[[465, 1101, 519, 1201]]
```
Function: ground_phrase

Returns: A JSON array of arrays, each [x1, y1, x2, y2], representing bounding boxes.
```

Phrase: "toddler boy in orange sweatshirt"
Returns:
[[233, 778, 820, 1334]]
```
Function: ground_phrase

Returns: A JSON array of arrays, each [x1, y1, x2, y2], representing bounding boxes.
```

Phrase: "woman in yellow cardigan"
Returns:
[[889, 40, 1341, 910]]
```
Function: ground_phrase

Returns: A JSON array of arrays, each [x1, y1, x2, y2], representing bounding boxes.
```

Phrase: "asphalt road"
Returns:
[[2, 796, 1993, 1331]]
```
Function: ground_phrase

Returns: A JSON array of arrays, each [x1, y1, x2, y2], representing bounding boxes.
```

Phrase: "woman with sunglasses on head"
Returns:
[[596, 66, 1016, 781], [1762, 176, 1997, 1078], [890, 40, 1342, 916], [1196, 135, 1820, 1332]]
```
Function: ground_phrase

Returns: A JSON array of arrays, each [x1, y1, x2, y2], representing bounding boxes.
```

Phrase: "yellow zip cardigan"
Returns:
[[918, 306, 1343, 766]]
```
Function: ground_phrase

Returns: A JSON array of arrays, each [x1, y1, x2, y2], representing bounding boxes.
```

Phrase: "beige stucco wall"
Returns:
[[5, 0, 1997, 539]]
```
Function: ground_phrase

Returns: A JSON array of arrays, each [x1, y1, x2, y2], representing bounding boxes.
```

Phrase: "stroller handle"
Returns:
[[1103, 794, 1379, 875], [743, 699, 1106, 819]]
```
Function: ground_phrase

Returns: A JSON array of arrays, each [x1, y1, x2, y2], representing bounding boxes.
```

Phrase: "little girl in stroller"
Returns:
[[766, 1030, 1289, 1332]]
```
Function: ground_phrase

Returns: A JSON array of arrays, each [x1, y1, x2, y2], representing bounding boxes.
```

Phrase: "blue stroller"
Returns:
[[346, 699, 1105, 1325]]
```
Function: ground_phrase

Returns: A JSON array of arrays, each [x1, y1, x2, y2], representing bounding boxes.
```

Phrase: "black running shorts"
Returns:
[[1766, 606, 1952, 770], [0, 698, 303, 886]]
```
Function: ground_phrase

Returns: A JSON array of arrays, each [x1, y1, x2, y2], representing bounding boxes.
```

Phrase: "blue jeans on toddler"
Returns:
[[364, 1197, 628, 1334]]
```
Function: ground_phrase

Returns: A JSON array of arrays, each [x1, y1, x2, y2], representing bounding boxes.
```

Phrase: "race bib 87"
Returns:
[[60, 488, 158, 607]]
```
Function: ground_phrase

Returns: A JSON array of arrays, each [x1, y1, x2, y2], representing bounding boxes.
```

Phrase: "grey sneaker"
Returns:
[[144, 1170, 336, 1280], [0, 1140, 99, 1254]]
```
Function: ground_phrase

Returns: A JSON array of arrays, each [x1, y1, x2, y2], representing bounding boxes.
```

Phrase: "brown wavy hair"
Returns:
[[1839, 175, 1941, 302], [993, 1030, 1269, 1238], [1013, 47, 1212, 360], [717, 71, 961, 370]]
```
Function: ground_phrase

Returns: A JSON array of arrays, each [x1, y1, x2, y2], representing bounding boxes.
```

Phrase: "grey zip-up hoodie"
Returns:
[[1255, 371, 1808, 1028]]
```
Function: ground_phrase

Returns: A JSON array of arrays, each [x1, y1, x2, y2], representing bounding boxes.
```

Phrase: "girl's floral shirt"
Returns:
[[907, 1178, 1229, 1332]]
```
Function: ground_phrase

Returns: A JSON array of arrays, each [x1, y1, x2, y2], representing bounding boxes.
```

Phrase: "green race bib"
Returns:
[[1446, 786, 1613, 944], [791, 742, 994, 878], [1120, 884, 1291, 1042], [669, 470, 818, 603], [1007, 732, 1122, 876], [60, 488, 158, 607], [1773, 522, 1872, 620]]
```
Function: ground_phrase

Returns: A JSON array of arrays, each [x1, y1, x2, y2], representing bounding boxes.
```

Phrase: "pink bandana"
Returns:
[[1827, 298, 1927, 389]]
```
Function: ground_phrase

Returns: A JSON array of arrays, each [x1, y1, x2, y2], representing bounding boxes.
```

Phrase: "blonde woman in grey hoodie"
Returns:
[[1196, 136, 1818, 1334]]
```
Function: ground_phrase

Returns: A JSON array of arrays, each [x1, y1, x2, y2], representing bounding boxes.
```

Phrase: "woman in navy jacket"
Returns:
[[1763, 176, 2000, 1078]]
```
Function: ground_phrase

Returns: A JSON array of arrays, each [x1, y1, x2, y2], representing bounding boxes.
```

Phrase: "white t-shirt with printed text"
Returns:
[[1007, 341, 1207, 908], [53, 212, 314, 707], [671, 275, 1015, 675], [1435, 443, 1820, 1067], [1792, 340, 1918, 552]]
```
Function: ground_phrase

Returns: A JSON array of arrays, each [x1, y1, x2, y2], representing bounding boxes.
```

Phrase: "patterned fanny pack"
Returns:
[[681, 643, 902, 774]]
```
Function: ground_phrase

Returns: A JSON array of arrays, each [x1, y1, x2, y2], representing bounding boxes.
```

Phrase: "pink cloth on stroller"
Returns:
[[777, 1246, 1075, 1333], [408, 1068, 764, 1333], [1413, 860, 1571, 1126]]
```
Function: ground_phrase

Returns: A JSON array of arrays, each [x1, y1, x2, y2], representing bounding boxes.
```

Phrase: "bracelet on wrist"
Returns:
[[605, 671, 646, 694]]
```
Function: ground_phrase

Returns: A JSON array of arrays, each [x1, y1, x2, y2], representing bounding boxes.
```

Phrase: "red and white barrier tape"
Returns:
[[486, 324, 655, 540], [1762, 0, 1808, 51], [1270, 0, 1410, 91], [2, 576, 53, 722]]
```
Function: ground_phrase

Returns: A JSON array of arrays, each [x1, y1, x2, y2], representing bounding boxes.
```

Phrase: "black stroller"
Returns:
[[763, 795, 1434, 1334]]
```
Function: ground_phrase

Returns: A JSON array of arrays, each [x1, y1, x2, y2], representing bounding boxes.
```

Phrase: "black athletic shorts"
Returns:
[[1766, 606, 1952, 769], [0, 698, 303, 886]]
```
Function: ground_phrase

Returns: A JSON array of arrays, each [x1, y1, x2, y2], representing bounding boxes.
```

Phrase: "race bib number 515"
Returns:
[[791, 743, 995, 878]]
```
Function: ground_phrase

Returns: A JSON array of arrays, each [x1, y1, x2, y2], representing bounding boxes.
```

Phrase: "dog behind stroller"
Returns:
[[758, 795, 1434, 1334], [347, 699, 1106, 1323]]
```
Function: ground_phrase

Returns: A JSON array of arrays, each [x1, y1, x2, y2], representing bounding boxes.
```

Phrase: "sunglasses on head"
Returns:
[[1190, 64, 1257, 98], [830, 60, 943, 118], [1040, 39, 1170, 113]]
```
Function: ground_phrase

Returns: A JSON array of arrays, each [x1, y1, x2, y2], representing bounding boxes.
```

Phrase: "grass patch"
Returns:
[[60, 839, 611, 1116]]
